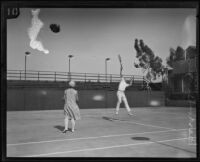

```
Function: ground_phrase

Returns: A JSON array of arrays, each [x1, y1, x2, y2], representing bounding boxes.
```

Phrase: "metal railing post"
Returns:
[[110, 74, 112, 82]]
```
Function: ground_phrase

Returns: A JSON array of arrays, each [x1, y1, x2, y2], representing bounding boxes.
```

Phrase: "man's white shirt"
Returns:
[[118, 78, 129, 91]]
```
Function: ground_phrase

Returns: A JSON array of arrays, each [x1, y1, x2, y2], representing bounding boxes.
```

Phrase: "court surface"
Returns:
[[7, 107, 197, 157]]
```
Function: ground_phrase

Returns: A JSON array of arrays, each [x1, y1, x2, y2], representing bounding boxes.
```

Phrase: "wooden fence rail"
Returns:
[[7, 70, 145, 83]]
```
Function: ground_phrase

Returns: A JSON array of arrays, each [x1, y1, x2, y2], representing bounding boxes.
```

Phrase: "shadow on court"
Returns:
[[54, 125, 64, 132], [132, 137, 150, 141], [102, 116, 127, 121], [54, 125, 74, 133], [152, 139, 196, 154], [102, 116, 115, 121], [131, 136, 195, 154]]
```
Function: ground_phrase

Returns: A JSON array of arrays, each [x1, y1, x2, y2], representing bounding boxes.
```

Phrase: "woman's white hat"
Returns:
[[69, 80, 75, 87]]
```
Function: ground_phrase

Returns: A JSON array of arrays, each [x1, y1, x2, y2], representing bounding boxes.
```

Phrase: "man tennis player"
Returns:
[[115, 76, 134, 115]]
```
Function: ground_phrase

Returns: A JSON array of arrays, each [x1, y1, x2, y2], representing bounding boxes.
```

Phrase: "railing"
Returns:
[[7, 70, 145, 83]]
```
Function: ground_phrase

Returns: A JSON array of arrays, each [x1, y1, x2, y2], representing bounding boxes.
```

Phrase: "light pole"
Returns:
[[68, 54, 74, 80], [105, 58, 110, 82], [25, 51, 31, 80]]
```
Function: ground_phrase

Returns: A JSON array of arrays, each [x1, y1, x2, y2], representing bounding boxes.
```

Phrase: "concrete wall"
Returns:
[[7, 88, 165, 111], [7, 81, 165, 111]]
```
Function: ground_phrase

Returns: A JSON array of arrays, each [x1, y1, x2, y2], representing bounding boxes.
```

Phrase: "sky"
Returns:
[[7, 8, 196, 76]]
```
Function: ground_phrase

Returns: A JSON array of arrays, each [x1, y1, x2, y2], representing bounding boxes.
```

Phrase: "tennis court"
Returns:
[[7, 107, 196, 157]]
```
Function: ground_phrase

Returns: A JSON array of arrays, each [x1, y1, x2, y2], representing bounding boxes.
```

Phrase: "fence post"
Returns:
[[143, 76, 145, 85], [38, 71, 40, 81], [19, 70, 21, 80], [70, 72, 73, 81], [55, 72, 56, 81], [85, 73, 86, 82], [110, 74, 112, 82], [97, 73, 100, 82]]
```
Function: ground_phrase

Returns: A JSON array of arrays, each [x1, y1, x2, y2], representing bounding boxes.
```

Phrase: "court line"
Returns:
[[110, 119, 177, 130], [7, 128, 191, 146], [104, 109, 195, 115], [24, 137, 190, 157], [145, 111, 196, 116], [85, 114, 177, 130]]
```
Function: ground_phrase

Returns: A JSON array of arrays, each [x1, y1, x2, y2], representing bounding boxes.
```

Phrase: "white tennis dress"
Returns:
[[64, 88, 81, 120]]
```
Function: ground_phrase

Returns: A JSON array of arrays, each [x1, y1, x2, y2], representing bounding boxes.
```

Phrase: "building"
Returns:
[[166, 46, 198, 106]]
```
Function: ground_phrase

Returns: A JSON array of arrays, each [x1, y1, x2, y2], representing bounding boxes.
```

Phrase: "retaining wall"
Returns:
[[7, 81, 165, 111]]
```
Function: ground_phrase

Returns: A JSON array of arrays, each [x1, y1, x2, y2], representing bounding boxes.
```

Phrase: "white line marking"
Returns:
[[84, 115, 176, 130], [152, 111, 190, 115], [7, 128, 190, 146], [24, 137, 189, 157], [113, 119, 176, 130]]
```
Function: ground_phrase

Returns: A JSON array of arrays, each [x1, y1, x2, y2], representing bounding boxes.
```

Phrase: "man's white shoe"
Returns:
[[128, 112, 133, 116]]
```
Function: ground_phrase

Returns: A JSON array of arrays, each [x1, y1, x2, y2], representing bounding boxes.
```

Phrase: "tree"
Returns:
[[166, 46, 186, 67], [134, 39, 164, 81], [174, 46, 185, 61], [166, 48, 176, 67], [186, 46, 196, 59], [166, 45, 197, 93]]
